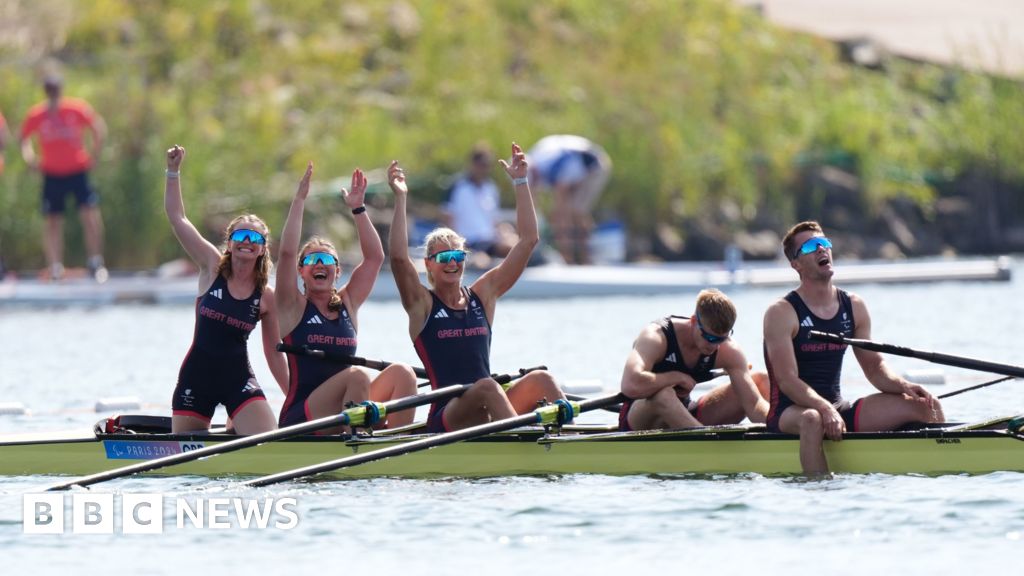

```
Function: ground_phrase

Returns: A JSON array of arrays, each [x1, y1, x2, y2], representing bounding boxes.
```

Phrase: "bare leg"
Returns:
[[369, 364, 419, 428], [231, 399, 278, 434], [505, 370, 565, 414], [441, 378, 515, 431], [779, 406, 829, 477], [852, 392, 945, 431], [627, 386, 703, 430], [306, 367, 372, 434], [172, 414, 211, 434], [79, 205, 104, 262], [552, 185, 575, 264], [44, 214, 64, 279], [570, 208, 594, 265]]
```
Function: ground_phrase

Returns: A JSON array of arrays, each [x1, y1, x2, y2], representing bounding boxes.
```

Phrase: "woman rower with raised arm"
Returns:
[[164, 145, 287, 434], [276, 162, 417, 432], [388, 143, 566, 432]]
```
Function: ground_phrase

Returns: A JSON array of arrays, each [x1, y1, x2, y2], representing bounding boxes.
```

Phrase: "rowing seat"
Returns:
[[93, 415, 229, 435]]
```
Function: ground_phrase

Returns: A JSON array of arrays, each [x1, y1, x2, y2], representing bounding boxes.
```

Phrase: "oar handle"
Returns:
[[809, 330, 1024, 379], [492, 365, 547, 385], [277, 344, 429, 379]]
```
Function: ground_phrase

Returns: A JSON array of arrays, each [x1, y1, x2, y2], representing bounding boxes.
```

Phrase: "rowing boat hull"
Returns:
[[2, 426, 1022, 479]]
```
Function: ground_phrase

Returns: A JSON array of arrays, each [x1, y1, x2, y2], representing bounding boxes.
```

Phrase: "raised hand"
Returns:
[[498, 142, 528, 180], [342, 167, 367, 209], [296, 161, 313, 200], [167, 145, 185, 170], [387, 160, 408, 195]]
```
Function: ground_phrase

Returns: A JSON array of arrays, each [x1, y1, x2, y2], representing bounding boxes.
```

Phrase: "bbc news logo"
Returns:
[[23, 493, 299, 534]]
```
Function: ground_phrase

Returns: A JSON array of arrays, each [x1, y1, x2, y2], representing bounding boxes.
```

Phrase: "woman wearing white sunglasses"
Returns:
[[275, 162, 417, 433], [388, 143, 566, 433], [163, 145, 287, 434]]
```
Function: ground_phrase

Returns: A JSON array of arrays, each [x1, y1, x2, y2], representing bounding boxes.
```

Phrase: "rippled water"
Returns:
[[2, 262, 1024, 573]]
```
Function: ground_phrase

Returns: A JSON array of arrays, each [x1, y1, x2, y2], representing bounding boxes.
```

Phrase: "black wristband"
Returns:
[[351, 206, 366, 215]]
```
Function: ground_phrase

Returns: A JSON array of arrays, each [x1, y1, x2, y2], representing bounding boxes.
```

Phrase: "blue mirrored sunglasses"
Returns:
[[428, 249, 467, 264], [793, 236, 832, 259], [229, 228, 266, 245], [301, 252, 339, 267], [695, 313, 731, 344]]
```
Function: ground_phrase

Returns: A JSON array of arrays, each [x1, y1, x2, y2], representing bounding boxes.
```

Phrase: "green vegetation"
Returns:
[[1, 0, 1021, 269]]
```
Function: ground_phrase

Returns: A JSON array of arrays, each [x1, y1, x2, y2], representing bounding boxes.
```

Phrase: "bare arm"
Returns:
[[850, 294, 938, 407], [259, 287, 289, 394], [717, 342, 769, 423], [276, 162, 314, 337], [163, 146, 221, 292], [386, 160, 432, 337], [472, 142, 539, 303], [620, 323, 697, 399], [339, 168, 383, 311], [20, 134, 38, 171], [87, 110, 106, 163]]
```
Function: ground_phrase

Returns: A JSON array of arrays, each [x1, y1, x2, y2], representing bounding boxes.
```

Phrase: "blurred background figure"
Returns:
[[19, 72, 108, 282], [0, 108, 9, 175], [442, 142, 517, 267], [528, 135, 611, 265]]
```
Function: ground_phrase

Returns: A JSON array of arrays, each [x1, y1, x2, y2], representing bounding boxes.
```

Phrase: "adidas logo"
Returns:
[[307, 315, 324, 325], [665, 352, 678, 363], [801, 316, 814, 327], [209, 288, 223, 299], [433, 309, 449, 319]]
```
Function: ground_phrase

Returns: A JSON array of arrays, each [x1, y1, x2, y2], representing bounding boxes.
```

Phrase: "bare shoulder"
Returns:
[[763, 297, 798, 337], [846, 290, 871, 315], [763, 297, 795, 321], [716, 340, 749, 371]]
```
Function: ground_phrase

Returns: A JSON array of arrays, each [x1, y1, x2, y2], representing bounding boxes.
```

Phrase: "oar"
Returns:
[[280, 345, 543, 390], [808, 331, 1024, 379], [245, 393, 626, 487], [43, 384, 469, 491], [278, 344, 428, 379], [939, 375, 1015, 399]]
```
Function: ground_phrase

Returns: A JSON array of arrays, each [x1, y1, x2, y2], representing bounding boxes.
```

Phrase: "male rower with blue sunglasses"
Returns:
[[619, 289, 769, 432], [763, 221, 944, 476]]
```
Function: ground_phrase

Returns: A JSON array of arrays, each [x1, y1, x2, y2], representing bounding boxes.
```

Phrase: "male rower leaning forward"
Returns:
[[388, 143, 567, 432], [762, 221, 944, 476], [619, 288, 769, 431]]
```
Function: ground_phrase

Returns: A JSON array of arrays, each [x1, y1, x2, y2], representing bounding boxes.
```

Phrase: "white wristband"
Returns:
[[511, 176, 528, 186], [166, 170, 180, 178]]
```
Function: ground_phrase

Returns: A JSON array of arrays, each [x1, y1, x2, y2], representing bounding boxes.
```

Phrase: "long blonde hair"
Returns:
[[217, 214, 272, 294], [300, 236, 343, 312]]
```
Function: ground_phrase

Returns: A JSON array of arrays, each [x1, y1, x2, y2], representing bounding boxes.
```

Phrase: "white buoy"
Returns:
[[903, 369, 946, 385], [94, 396, 143, 412], [0, 402, 28, 416]]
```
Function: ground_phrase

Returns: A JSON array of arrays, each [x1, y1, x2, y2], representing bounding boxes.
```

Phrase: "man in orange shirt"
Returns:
[[20, 74, 108, 282]]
